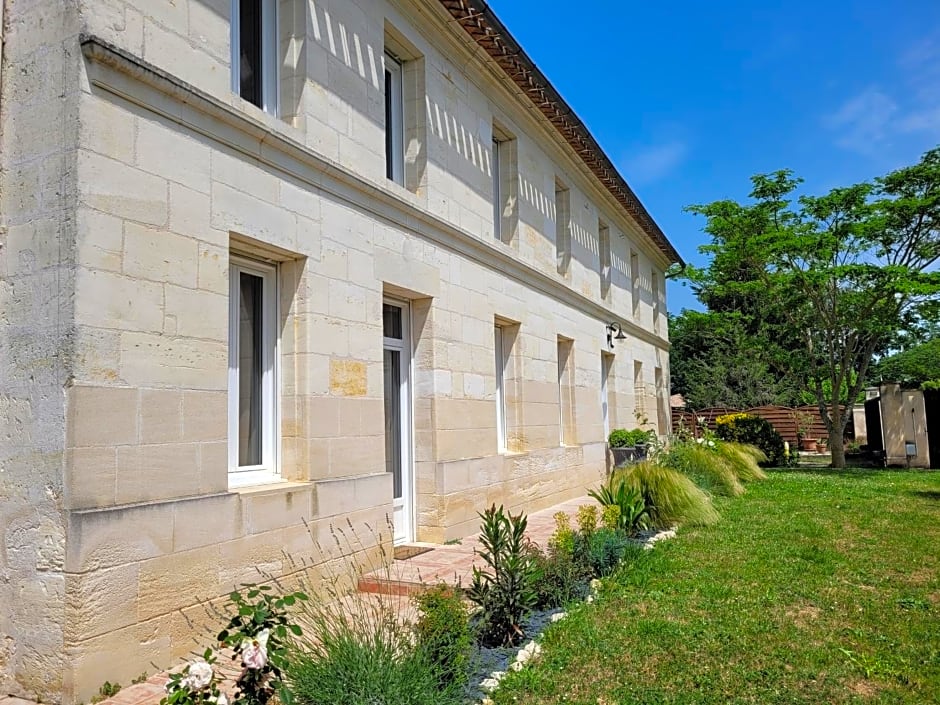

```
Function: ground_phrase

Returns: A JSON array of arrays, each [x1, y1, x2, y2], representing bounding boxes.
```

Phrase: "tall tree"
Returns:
[[682, 147, 940, 467]]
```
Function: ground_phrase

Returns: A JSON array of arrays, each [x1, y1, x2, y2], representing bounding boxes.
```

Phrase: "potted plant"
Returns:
[[608, 428, 653, 467], [816, 437, 828, 453], [791, 410, 815, 451]]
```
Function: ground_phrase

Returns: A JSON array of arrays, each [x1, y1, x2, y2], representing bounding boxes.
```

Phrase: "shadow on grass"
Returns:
[[765, 466, 883, 478], [911, 490, 940, 501]]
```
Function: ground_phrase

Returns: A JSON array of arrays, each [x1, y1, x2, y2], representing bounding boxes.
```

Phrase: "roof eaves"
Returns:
[[437, 0, 684, 266]]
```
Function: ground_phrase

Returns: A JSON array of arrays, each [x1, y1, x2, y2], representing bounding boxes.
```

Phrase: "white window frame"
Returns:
[[384, 52, 405, 185], [228, 255, 280, 487], [601, 353, 613, 439], [495, 325, 507, 451], [231, 0, 279, 115]]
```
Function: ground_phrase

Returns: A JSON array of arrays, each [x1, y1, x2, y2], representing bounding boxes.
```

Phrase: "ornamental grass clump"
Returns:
[[717, 441, 768, 481], [616, 461, 719, 528], [285, 520, 466, 705], [663, 440, 744, 497]]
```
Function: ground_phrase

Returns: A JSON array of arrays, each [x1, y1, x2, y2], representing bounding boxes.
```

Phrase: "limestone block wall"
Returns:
[[0, 1, 82, 700], [1, 0, 677, 701]]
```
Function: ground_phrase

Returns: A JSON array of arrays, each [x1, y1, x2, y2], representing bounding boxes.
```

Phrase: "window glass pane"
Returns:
[[383, 303, 402, 339], [238, 272, 263, 466], [385, 67, 394, 180], [238, 0, 262, 107], [384, 349, 402, 499]]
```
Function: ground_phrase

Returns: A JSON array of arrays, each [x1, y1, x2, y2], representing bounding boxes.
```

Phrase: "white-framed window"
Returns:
[[492, 135, 502, 238], [558, 337, 574, 446], [384, 51, 404, 185], [652, 271, 661, 333], [228, 256, 279, 486], [599, 220, 611, 298], [630, 250, 640, 319], [495, 325, 507, 451], [555, 178, 570, 274], [231, 0, 278, 115]]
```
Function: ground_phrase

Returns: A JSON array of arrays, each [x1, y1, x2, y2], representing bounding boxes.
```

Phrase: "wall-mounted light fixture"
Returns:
[[606, 322, 627, 349]]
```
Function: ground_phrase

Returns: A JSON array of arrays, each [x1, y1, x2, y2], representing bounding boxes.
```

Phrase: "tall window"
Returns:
[[599, 220, 611, 298], [633, 360, 645, 417], [384, 51, 404, 185], [228, 256, 278, 485], [655, 366, 668, 435], [492, 123, 517, 244], [652, 272, 661, 333], [555, 179, 571, 275], [601, 352, 615, 439], [558, 338, 574, 445], [630, 250, 640, 319], [231, 0, 277, 114], [495, 325, 507, 451], [492, 135, 503, 238]]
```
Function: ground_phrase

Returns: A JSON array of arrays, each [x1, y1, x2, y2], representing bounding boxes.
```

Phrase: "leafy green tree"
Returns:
[[669, 310, 800, 409], [682, 147, 940, 468], [871, 338, 940, 384]]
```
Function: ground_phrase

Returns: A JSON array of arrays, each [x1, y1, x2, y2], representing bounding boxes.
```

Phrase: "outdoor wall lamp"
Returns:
[[606, 322, 627, 348]]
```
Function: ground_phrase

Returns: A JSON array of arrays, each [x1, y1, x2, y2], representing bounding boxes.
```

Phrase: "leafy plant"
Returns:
[[588, 476, 649, 533], [91, 682, 122, 704], [548, 511, 575, 556], [714, 413, 785, 465], [576, 505, 598, 535], [585, 528, 634, 577], [467, 504, 539, 647], [617, 461, 720, 528], [412, 584, 473, 695], [609, 428, 654, 448], [217, 583, 307, 705], [528, 544, 590, 609]]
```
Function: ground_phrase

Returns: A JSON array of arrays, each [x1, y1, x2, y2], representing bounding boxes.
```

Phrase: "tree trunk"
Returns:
[[830, 429, 845, 469]]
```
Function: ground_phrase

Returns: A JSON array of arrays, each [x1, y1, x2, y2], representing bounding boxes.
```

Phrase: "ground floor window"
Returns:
[[228, 255, 278, 485]]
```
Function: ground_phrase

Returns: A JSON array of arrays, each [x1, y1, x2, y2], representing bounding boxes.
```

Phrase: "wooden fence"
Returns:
[[672, 405, 852, 446]]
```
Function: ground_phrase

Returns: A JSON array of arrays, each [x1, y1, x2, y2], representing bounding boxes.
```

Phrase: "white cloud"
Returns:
[[620, 140, 688, 185], [825, 34, 940, 154], [824, 88, 899, 153]]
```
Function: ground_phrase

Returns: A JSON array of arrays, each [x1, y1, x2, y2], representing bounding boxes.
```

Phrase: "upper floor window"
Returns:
[[384, 51, 405, 185], [599, 219, 611, 299], [231, 0, 278, 114], [555, 178, 571, 275], [492, 122, 517, 245]]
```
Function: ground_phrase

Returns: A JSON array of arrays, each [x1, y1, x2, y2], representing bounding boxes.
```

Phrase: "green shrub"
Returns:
[[529, 544, 590, 609], [716, 442, 768, 481], [287, 632, 460, 705], [608, 428, 654, 447], [662, 441, 744, 497], [617, 461, 720, 528], [714, 413, 785, 465], [588, 475, 649, 533], [467, 504, 539, 647], [286, 523, 464, 705], [412, 584, 472, 695], [584, 528, 634, 577]]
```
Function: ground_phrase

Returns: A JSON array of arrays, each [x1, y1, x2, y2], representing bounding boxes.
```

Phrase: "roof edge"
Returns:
[[437, 0, 684, 266]]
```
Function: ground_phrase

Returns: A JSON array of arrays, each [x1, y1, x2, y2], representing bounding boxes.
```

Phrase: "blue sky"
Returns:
[[486, 0, 940, 313]]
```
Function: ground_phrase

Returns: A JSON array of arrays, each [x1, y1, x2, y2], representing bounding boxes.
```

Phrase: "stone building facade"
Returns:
[[0, 0, 681, 701]]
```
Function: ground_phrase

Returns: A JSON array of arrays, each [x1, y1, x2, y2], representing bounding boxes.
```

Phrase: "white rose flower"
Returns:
[[510, 660, 524, 672], [550, 611, 567, 622], [181, 661, 213, 690], [589, 578, 602, 593], [586, 594, 594, 603]]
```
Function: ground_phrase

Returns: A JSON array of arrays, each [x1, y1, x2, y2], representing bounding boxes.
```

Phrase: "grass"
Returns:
[[492, 468, 940, 704]]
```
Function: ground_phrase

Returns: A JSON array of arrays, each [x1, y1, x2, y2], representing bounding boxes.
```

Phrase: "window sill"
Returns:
[[228, 477, 313, 495], [228, 471, 287, 491]]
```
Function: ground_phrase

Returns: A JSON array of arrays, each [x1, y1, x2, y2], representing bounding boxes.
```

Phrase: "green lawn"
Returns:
[[494, 469, 940, 704]]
